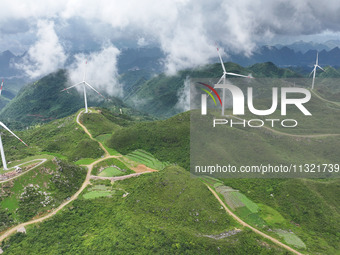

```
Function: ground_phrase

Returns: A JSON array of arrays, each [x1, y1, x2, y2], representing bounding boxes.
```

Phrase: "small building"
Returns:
[[17, 226, 26, 234]]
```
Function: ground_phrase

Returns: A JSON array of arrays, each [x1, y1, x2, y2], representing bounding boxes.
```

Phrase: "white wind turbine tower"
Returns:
[[310, 52, 324, 90], [61, 61, 105, 113], [215, 47, 253, 116], [0, 122, 28, 170]]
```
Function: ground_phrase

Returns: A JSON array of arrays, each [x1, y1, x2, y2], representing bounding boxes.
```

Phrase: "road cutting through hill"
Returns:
[[0, 109, 155, 244]]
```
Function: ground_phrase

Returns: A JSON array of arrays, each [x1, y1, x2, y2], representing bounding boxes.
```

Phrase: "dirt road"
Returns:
[[206, 185, 304, 255], [76, 110, 110, 157], [0, 110, 152, 243]]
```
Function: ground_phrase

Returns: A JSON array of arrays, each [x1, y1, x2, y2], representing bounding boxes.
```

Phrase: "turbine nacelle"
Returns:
[[61, 61, 105, 113]]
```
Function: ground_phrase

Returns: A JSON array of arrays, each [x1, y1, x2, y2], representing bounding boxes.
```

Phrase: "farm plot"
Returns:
[[83, 185, 115, 199], [216, 185, 265, 227], [93, 158, 134, 177], [275, 229, 306, 249], [126, 149, 169, 170]]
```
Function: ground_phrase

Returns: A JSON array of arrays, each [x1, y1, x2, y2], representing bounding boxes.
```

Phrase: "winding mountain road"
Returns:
[[0, 109, 320, 254], [0, 110, 153, 243]]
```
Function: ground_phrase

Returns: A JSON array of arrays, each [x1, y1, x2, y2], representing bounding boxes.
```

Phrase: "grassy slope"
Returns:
[[2, 166, 286, 254], [79, 111, 121, 138], [0, 112, 105, 168], [221, 178, 340, 254], [108, 112, 189, 170], [124, 62, 301, 118], [0, 159, 86, 231], [0, 70, 126, 129], [108, 109, 339, 254]]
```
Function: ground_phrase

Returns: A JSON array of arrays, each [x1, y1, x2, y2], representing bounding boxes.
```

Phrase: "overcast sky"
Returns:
[[1, 0, 340, 76]]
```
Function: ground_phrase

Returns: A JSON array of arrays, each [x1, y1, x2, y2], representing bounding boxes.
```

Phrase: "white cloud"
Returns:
[[68, 43, 122, 97], [175, 77, 191, 112], [2, 0, 340, 74], [137, 37, 148, 47], [15, 20, 67, 78]]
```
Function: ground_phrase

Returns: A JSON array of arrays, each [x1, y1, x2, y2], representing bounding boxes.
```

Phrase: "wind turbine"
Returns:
[[0, 122, 28, 170], [310, 52, 324, 90], [0, 80, 4, 95], [215, 47, 253, 116], [61, 61, 105, 113]]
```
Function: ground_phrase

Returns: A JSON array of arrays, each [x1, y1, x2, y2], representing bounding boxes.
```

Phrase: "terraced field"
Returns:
[[126, 149, 170, 170]]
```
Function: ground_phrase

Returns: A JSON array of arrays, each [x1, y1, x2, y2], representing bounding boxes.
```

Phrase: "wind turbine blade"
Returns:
[[226, 72, 253, 79], [216, 47, 227, 74], [309, 69, 314, 77], [317, 65, 325, 72], [60, 82, 83, 92], [84, 82, 105, 99], [0, 122, 28, 146], [316, 52, 319, 65]]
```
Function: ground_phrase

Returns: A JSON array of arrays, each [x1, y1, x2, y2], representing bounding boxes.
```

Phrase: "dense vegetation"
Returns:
[[221, 178, 340, 254], [2, 166, 286, 254], [108, 112, 190, 170], [0, 112, 106, 169], [79, 111, 121, 138], [0, 70, 125, 129], [0, 60, 339, 254], [0, 158, 86, 230], [124, 62, 302, 118]]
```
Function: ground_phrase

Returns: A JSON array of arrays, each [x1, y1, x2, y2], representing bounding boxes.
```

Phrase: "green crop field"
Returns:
[[98, 167, 125, 177], [92, 158, 134, 176], [275, 229, 306, 249], [83, 185, 115, 199], [215, 185, 266, 227], [127, 149, 170, 170], [258, 204, 287, 227], [230, 192, 259, 213]]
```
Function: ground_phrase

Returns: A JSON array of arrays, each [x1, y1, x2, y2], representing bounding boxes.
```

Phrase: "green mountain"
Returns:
[[248, 62, 302, 77], [0, 61, 339, 254], [107, 109, 340, 254], [0, 69, 126, 129], [0, 101, 339, 254], [2, 166, 288, 255], [123, 62, 302, 118]]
